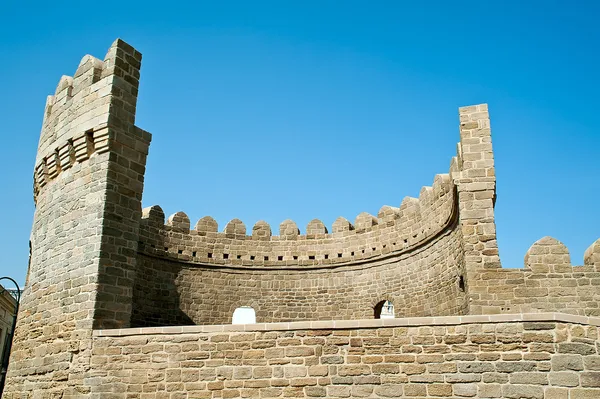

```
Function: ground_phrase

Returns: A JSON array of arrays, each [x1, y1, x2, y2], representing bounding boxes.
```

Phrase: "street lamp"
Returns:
[[0, 277, 21, 397]]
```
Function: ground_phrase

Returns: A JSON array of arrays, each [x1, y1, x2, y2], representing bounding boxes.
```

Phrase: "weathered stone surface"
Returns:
[[6, 39, 600, 399]]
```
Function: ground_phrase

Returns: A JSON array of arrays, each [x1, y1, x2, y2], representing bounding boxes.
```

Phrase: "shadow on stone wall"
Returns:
[[131, 247, 195, 327]]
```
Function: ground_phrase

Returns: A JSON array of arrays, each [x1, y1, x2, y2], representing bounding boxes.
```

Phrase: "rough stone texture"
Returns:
[[4, 39, 600, 397], [469, 237, 600, 316], [454, 105, 501, 279], [86, 318, 600, 398], [4, 39, 151, 397], [131, 226, 467, 326]]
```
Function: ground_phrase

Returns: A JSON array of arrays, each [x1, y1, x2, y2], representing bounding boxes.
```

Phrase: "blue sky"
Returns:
[[0, 1, 598, 288]]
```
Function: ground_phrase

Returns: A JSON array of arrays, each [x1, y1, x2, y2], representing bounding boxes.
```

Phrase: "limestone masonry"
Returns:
[[4, 39, 600, 398]]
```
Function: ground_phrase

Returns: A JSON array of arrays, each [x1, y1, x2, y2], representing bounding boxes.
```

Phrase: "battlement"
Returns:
[[10, 39, 600, 398], [470, 236, 600, 316], [33, 39, 149, 201], [136, 171, 457, 268], [525, 236, 600, 271]]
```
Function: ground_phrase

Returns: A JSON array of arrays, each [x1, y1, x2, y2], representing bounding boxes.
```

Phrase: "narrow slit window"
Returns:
[[67, 139, 76, 165], [85, 130, 95, 157], [54, 149, 62, 174]]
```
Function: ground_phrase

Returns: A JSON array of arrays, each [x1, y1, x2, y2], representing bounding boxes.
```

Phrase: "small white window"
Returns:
[[374, 300, 395, 319], [232, 306, 256, 324]]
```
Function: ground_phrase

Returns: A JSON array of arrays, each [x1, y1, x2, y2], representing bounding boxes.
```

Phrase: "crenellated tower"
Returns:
[[5, 39, 151, 396], [6, 39, 599, 398]]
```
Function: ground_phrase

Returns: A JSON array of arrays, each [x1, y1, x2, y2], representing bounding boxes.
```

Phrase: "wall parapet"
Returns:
[[95, 312, 600, 336], [33, 39, 150, 202], [89, 314, 600, 399], [470, 236, 600, 316], [136, 173, 458, 268]]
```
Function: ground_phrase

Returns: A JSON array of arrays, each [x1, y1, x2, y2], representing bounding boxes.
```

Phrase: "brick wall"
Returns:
[[136, 173, 455, 269], [89, 314, 600, 398], [4, 39, 150, 396], [7, 38, 600, 398], [131, 226, 467, 326], [470, 237, 600, 316]]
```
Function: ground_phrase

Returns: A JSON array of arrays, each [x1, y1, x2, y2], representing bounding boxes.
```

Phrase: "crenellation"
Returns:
[[524, 236, 571, 273], [332, 216, 353, 234], [7, 39, 600, 398], [135, 166, 457, 267], [72, 55, 104, 96], [377, 205, 399, 226], [279, 219, 300, 240], [305, 219, 327, 237], [471, 237, 600, 317], [224, 218, 246, 238], [35, 39, 143, 190], [354, 212, 378, 232], [166, 211, 191, 233], [584, 239, 600, 267], [252, 221, 272, 240], [142, 204, 165, 225], [136, 179, 458, 269], [196, 215, 218, 235]]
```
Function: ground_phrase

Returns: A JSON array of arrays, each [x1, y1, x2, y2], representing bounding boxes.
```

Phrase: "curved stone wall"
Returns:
[[137, 173, 456, 268], [17, 37, 600, 399], [130, 150, 468, 327], [131, 204, 467, 327]]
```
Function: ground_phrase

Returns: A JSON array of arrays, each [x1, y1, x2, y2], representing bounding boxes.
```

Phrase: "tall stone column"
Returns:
[[454, 104, 502, 313]]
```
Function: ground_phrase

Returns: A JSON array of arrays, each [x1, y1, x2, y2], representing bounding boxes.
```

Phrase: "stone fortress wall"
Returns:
[[131, 162, 467, 326], [92, 315, 600, 399], [5, 39, 152, 397], [4, 39, 600, 398]]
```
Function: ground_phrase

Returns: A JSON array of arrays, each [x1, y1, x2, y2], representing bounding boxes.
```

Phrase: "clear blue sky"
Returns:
[[1, 1, 598, 288]]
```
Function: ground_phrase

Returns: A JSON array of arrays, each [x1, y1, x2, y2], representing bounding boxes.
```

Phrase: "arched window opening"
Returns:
[[232, 306, 256, 324], [374, 300, 395, 319]]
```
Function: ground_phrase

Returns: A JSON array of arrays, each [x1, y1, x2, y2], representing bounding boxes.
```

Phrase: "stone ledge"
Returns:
[[93, 312, 600, 337]]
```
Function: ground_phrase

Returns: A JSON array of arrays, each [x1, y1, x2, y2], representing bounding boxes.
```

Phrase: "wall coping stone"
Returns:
[[94, 312, 599, 337]]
